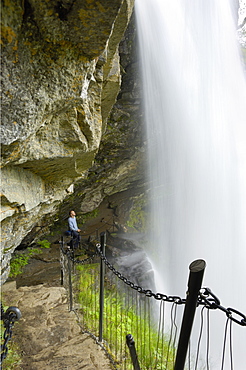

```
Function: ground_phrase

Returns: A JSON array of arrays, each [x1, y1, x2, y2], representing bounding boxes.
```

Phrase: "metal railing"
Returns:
[[60, 232, 246, 369], [1, 303, 22, 365]]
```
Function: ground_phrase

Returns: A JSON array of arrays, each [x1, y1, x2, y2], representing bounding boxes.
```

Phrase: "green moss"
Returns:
[[126, 197, 148, 232], [37, 239, 51, 248]]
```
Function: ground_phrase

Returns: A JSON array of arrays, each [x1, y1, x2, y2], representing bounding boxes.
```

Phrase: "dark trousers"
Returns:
[[71, 230, 80, 249]]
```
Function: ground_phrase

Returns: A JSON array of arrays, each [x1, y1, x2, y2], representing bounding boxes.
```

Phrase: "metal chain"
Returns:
[[96, 243, 186, 304], [198, 287, 246, 326], [60, 235, 246, 326], [96, 244, 246, 326], [1, 304, 22, 364], [60, 240, 97, 265], [1, 303, 5, 319]]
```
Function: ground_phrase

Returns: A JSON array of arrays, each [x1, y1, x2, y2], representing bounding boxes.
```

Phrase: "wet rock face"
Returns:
[[0, 0, 134, 283]]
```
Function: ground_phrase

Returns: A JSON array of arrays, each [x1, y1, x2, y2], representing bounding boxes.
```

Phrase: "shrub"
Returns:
[[37, 239, 51, 248], [9, 247, 43, 278]]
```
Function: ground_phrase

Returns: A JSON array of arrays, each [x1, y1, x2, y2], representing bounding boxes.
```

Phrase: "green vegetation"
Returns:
[[76, 263, 175, 369], [9, 249, 39, 278], [9, 240, 51, 278], [37, 239, 51, 248], [9, 254, 30, 278], [126, 197, 148, 232]]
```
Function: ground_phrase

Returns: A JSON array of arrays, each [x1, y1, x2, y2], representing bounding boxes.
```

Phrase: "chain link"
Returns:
[[60, 240, 97, 265], [198, 288, 246, 326], [96, 244, 246, 325], [1, 304, 22, 364], [60, 236, 246, 326], [96, 244, 186, 304]]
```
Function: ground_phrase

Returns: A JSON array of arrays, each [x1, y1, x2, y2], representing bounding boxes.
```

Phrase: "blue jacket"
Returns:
[[68, 217, 78, 231]]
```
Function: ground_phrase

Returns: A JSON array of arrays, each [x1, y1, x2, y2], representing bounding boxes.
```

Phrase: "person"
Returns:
[[68, 210, 81, 249]]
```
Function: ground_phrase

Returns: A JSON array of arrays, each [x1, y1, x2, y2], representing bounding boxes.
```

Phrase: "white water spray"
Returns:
[[135, 0, 246, 368]]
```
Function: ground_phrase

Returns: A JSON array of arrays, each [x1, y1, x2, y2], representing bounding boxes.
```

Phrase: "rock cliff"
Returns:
[[1, 0, 140, 283]]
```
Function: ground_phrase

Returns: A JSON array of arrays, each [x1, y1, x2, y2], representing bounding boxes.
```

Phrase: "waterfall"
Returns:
[[135, 0, 246, 368]]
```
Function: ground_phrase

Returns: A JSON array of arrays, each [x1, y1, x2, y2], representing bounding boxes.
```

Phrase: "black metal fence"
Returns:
[[60, 232, 246, 370], [1, 303, 22, 366]]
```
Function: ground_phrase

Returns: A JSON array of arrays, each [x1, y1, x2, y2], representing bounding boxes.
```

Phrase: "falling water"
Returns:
[[135, 0, 246, 368]]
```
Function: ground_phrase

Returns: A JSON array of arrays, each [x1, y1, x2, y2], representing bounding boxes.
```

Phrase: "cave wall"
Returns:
[[20, 11, 147, 251], [61, 11, 146, 216], [0, 0, 135, 283]]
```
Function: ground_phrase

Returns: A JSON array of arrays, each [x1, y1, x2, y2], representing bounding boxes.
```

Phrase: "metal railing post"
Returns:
[[174, 259, 206, 370], [99, 232, 106, 342], [60, 236, 64, 286], [1, 305, 22, 365], [126, 334, 141, 370], [67, 252, 73, 311]]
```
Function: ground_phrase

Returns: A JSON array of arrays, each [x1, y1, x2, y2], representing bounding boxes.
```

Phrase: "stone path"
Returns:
[[1, 203, 129, 369], [2, 281, 113, 370]]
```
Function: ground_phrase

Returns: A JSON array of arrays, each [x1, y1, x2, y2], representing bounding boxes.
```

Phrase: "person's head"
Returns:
[[69, 210, 76, 217]]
